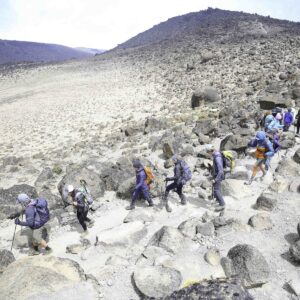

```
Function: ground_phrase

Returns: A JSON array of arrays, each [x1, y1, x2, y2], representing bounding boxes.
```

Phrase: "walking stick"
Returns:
[[11, 224, 17, 251]]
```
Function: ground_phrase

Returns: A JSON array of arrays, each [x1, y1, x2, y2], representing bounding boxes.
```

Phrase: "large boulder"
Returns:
[[133, 266, 182, 298], [248, 213, 273, 230], [0, 256, 100, 300], [144, 117, 168, 134], [163, 278, 253, 300], [220, 135, 249, 153], [34, 167, 54, 189], [293, 148, 300, 164], [58, 167, 105, 203], [289, 240, 300, 262], [280, 132, 295, 149], [148, 226, 185, 254], [191, 86, 221, 108], [259, 94, 292, 110], [0, 250, 15, 273], [116, 177, 135, 199], [276, 158, 300, 177], [225, 244, 270, 287], [192, 119, 219, 137], [178, 218, 202, 238], [0, 184, 38, 220], [256, 191, 277, 211]]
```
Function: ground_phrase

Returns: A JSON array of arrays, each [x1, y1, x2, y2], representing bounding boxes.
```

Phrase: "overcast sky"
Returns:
[[0, 0, 299, 50]]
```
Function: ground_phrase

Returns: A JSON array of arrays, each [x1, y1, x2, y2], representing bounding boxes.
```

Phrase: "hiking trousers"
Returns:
[[213, 180, 225, 206], [131, 184, 152, 206], [77, 208, 90, 231], [165, 182, 184, 197]]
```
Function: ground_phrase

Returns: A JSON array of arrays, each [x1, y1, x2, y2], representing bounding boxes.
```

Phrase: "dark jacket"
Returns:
[[212, 151, 225, 182], [18, 203, 36, 229], [71, 189, 88, 210], [168, 161, 185, 185], [135, 168, 147, 190]]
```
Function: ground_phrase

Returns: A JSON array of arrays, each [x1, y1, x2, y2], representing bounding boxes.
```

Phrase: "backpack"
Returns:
[[221, 151, 236, 172], [76, 187, 94, 205], [33, 198, 50, 229], [180, 160, 192, 182], [144, 166, 154, 185], [284, 112, 293, 124]]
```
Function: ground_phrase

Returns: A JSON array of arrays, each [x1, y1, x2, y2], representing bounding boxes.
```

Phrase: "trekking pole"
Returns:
[[11, 224, 17, 251]]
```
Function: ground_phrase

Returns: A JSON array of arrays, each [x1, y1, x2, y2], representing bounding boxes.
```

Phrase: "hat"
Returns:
[[275, 113, 282, 120], [205, 144, 215, 152], [16, 193, 31, 204], [67, 185, 74, 193], [132, 159, 142, 169], [255, 131, 266, 141]]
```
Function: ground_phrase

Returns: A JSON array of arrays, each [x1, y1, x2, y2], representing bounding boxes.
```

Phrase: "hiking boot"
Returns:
[[147, 197, 154, 207], [165, 202, 172, 213], [215, 205, 225, 212], [180, 195, 187, 205], [244, 178, 253, 185], [28, 249, 40, 256], [126, 204, 135, 210], [40, 247, 53, 256]]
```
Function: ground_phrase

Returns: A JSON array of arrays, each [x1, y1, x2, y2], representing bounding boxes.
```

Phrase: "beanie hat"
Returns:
[[255, 131, 266, 141], [67, 185, 74, 193], [275, 113, 282, 120], [16, 193, 31, 204], [132, 159, 142, 169]]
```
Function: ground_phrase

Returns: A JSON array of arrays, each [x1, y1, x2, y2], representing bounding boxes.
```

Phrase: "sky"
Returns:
[[0, 0, 299, 50]]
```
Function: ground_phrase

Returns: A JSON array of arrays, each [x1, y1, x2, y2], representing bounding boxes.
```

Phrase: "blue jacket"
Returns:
[[284, 112, 293, 124], [135, 168, 147, 190], [248, 138, 274, 158], [267, 119, 284, 131], [212, 151, 225, 182], [18, 203, 36, 229]]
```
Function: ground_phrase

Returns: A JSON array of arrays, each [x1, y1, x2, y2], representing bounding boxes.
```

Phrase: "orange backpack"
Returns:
[[144, 166, 154, 186]]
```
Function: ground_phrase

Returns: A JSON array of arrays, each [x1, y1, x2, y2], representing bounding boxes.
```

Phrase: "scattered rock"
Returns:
[[256, 191, 277, 211], [220, 134, 249, 153], [0, 250, 15, 273], [248, 213, 273, 230], [191, 86, 221, 109], [226, 244, 270, 287], [289, 240, 300, 262], [133, 266, 182, 298], [123, 209, 154, 223], [289, 178, 300, 193], [204, 249, 221, 266], [178, 218, 202, 238], [105, 255, 129, 266], [293, 148, 300, 164], [116, 177, 135, 199], [196, 222, 215, 236], [144, 117, 168, 134]]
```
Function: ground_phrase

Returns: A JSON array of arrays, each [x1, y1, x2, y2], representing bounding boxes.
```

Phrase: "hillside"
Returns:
[[0, 8, 300, 300], [0, 39, 94, 64]]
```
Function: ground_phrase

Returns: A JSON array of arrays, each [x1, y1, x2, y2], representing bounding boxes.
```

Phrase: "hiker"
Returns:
[[267, 130, 281, 154], [267, 113, 284, 132], [206, 145, 226, 211], [245, 131, 274, 185], [14, 193, 51, 255], [164, 155, 191, 210], [264, 112, 274, 132], [283, 108, 294, 132], [66, 185, 94, 234], [295, 109, 300, 135], [126, 160, 154, 210]]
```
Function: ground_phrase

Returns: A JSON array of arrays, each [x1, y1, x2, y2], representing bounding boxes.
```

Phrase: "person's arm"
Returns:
[[214, 156, 224, 182], [265, 141, 274, 157], [18, 206, 35, 227], [74, 193, 85, 208], [135, 170, 146, 189], [248, 139, 257, 148]]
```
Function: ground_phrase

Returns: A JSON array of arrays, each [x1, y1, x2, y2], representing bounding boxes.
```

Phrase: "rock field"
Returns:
[[0, 8, 300, 300]]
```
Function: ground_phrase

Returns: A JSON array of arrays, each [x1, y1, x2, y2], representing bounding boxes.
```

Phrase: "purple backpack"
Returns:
[[33, 198, 50, 229]]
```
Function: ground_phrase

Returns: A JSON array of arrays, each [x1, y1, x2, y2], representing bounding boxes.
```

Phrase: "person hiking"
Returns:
[[66, 185, 94, 235], [264, 112, 274, 132], [245, 131, 274, 185], [267, 130, 281, 154], [267, 113, 284, 132], [164, 155, 191, 211], [206, 145, 226, 212], [126, 160, 154, 210], [295, 109, 300, 135], [14, 193, 52, 255], [283, 108, 294, 132]]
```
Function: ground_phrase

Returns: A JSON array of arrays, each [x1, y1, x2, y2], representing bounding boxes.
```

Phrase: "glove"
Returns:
[[14, 218, 20, 225], [165, 178, 171, 182]]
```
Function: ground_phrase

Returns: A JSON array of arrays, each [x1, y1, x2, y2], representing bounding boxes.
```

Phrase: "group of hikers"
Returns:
[[13, 106, 299, 255]]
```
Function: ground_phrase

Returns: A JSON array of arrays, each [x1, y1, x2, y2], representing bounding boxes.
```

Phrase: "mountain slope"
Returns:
[[0, 39, 94, 64]]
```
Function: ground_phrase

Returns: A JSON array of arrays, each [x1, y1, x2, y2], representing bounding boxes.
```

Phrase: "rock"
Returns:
[[144, 117, 168, 134], [178, 218, 201, 238], [197, 133, 210, 145], [116, 177, 135, 199], [163, 141, 175, 159], [298, 223, 300, 237], [289, 178, 300, 193], [276, 158, 300, 177], [123, 209, 154, 223], [35, 167, 54, 189], [204, 249, 221, 266], [148, 226, 185, 254], [66, 244, 86, 254], [289, 240, 300, 262], [222, 179, 252, 200], [136, 246, 171, 266], [58, 167, 105, 203], [292, 88, 300, 99], [133, 266, 182, 298], [259, 94, 292, 110], [220, 135, 249, 153], [181, 145, 194, 157], [0, 250, 15, 273], [164, 159, 173, 169], [280, 132, 295, 149], [52, 164, 63, 175], [293, 148, 300, 164], [248, 213, 273, 230], [227, 166, 249, 180], [105, 255, 129, 266], [13, 228, 31, 249], [256, 191, 277, 211], [38, 188, 62, 210], [227, 244, 270, 287], [192, 119, 218, 137], [0, 184, 38, 220], [2, 156, 21, 167], [0, 256, 99, 300], [163, 277, 253, 300], [191, 86, 221, 108], [269, 176, 290, 193], [196, 222, 215, 236], [279, 73, 288, 80]]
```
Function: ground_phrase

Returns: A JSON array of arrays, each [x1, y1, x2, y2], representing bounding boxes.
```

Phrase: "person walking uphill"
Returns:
[[126, 160, 154, 210], [66, 185, 94, 235], [245, 131, 274, 185], [164, 155, 191, 212], [14, 193, 52, 255], [206, 145, 226, 212]]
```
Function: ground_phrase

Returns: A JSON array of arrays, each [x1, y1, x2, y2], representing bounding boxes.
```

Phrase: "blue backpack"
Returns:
[[180, 160, 192, 182], [33, 198, 50, 229]]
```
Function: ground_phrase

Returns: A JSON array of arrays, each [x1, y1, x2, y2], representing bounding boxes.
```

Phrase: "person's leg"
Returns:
[[77, 209, 87, 231], [213, 181, 225, 206], [126, 188, 140, 210], [176, 184, 186, 204], [297, 123, 300, 134], [142, 184, 153, 206], [165, 182, 176, 199]]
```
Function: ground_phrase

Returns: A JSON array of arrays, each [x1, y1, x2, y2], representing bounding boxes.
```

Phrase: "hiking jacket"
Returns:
[[71, 189, 88, 210], [267, 119, 284, 131], [135, 168, 148, 190], [18, 202, 36, 229], [248, 138, 274, 159], [212, 151, 225, 182], [169, 161, 185, 185], [264, 115, 274, 128], [284, 112, 293, 124]]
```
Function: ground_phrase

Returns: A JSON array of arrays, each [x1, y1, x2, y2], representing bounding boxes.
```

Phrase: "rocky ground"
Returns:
[[0, 8, 300, 300]]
